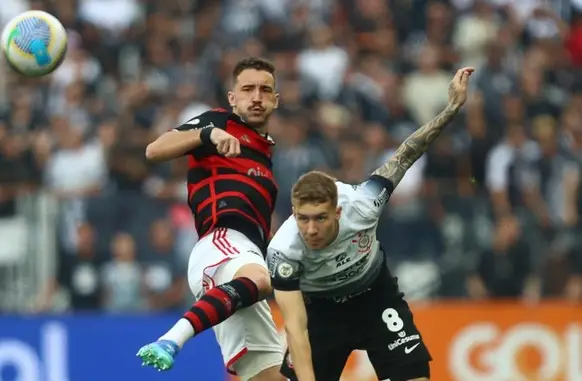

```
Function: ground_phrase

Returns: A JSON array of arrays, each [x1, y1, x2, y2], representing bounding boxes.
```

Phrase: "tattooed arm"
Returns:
[[372, 104, 460, 186], [372, 67, 474, 187]]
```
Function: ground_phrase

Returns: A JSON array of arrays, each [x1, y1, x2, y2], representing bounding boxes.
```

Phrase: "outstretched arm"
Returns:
[[373, 67, 475, 188], [275, 290, 315, 381]]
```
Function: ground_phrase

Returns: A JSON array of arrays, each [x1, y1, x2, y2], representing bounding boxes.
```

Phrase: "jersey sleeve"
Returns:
[[172, 109, 228, 132], [266, 247, 303, 291], [348, 175, 395, 221]]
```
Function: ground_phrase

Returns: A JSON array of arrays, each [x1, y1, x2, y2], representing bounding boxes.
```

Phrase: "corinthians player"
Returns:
[[267, 67, 474, 381]]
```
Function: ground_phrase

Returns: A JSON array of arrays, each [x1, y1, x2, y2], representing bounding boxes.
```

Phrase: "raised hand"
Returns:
[[372, 67, 476, 188], [448, 67, 475, 110]]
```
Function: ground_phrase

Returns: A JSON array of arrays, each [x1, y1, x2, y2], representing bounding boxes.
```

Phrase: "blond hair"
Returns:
[[291, 171, 338, 206]]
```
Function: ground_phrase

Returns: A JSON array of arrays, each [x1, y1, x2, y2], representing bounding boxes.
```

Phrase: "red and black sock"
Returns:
[[183, 277, 259, 335]]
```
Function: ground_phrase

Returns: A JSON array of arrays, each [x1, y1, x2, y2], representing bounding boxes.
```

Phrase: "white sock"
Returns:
[[159, 318, 195, 349]]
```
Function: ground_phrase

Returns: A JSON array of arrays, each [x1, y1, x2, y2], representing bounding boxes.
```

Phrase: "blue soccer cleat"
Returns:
[[137, 340, 179, 371]]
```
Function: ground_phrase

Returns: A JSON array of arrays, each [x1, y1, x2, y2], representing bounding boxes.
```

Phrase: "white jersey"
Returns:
[[267, 176, 394, 298]]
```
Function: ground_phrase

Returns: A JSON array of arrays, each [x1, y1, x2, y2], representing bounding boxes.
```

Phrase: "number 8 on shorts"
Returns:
[[382, 308, 404, 332]]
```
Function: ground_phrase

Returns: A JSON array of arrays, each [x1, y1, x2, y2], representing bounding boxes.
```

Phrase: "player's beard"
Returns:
[[241, 108, 271, 133]]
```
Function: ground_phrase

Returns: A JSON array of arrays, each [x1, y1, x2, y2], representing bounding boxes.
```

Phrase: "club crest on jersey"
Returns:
[[357, 234, 373, 254], [277, 262, 294, 278]]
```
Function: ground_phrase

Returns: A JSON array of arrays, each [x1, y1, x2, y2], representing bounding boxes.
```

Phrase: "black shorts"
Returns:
[[280, 265, 432, 381]]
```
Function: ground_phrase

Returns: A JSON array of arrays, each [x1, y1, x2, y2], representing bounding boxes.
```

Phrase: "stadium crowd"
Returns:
[[0, 0, 581, 313]]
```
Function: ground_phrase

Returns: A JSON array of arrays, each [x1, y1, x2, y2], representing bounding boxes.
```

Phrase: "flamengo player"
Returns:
[[137, 58, 285, 381], [268, 67, 474, 381]]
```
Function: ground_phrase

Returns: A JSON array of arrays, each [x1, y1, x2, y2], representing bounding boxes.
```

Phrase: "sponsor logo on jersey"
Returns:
[[374, 189, 389, 208], [321, 255, 369, 283], [277, 262, 294, 278], [195, 121, 215, 129], [388, 331, 420, 351], [335, 253, 350, 267], [247, 166, 268, 177]]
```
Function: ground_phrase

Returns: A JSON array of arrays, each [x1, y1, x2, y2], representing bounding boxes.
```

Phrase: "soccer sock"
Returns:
[[159, 318, 194, 349], [183, 277, 259, 336]]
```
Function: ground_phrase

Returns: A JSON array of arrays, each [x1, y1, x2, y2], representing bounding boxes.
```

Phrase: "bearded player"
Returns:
[[137, 57, 285, 381], [267, 67, 474, 381]]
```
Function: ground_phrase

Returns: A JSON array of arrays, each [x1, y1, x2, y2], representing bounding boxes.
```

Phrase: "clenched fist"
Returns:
[[448, 67, 475, 110], [210, 128, 241, 157]]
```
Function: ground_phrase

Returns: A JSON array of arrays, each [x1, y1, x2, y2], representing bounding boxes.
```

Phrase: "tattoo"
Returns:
[[373, 104, 460, 187]]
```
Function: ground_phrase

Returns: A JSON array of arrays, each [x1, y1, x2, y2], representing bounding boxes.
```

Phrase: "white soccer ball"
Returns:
[[1, 10, 68, 77]]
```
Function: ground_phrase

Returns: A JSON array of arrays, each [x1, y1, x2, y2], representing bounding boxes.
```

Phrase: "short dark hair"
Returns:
[[292, 171, 338, 207], [232, 57, 276, 83]]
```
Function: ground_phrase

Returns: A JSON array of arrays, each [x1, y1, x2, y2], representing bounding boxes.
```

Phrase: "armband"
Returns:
[[200, 127, 215, 145]]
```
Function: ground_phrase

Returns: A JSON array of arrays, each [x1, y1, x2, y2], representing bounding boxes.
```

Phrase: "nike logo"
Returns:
[[404, 343, 420, 354]]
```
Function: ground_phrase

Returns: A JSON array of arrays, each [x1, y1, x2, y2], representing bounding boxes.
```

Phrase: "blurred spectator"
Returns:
[[142, 219, 186, 311], [453, 1, 499, 68], [403, 44, 450, 126], [297, 24, 349, 101], [102, 232, 143, 312], [37, 223, 103, 312], [485, 123, 536, 219], [466, 215, 538, 300]]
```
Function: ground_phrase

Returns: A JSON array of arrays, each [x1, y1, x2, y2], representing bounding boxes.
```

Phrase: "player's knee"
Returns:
[[234, 263, 272, 295]]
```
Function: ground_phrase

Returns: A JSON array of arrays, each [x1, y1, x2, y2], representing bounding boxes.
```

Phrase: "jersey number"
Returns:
[[381, 308, 404, 332]]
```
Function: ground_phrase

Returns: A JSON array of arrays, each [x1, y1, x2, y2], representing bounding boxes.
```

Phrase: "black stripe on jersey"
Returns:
[[239, 146, 272, 168], [214, 179, 272, 223], [249, 177, 278, 207], [196, 202, 267, 239], [188, 176, 273, 235], [187, 167, 211, 187]]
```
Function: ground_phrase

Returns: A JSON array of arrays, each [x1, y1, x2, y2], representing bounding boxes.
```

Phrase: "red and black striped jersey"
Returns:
[[174, 109, 277, 252]]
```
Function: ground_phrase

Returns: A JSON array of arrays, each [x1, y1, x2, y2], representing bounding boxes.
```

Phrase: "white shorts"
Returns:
[[187, 228, 283, 379]]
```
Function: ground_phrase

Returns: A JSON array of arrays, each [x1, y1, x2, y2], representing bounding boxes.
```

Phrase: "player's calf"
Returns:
[[181, 263, 270, 335], [154, 263, 271, 348], [182, 275, 261, 333]]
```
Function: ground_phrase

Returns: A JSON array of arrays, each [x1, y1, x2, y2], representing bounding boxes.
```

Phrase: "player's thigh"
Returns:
[[280, 346, 351, 381], [187, 227, 267, 297], [213, 300, 282, 378], [215, 243, 270, 288], [281, 303, 353, 381], [358, 298, 432, 380]]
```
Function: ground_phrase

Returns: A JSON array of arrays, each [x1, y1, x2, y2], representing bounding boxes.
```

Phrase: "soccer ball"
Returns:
[[1, 10, 68, 77]]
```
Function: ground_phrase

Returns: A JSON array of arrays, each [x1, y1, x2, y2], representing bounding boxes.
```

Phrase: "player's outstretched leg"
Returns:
[[137, 264, 271, 371]]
